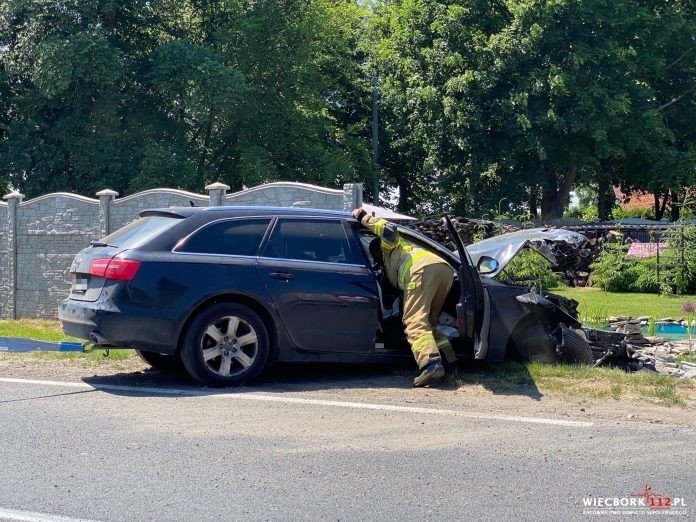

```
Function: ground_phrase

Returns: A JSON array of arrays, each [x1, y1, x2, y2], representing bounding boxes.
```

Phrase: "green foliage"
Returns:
[[0, 0, 694, 218], [613, 206, 656, 220], [581, 306, 608, 329], [590, 241, 660, 293], [498, 250, 563, 290], [658, 225, 696, 294], [590, 227, 696, 294], [370, 0, 696, 217], [589, 242, 631, 291], [0, 0, 375, 197]]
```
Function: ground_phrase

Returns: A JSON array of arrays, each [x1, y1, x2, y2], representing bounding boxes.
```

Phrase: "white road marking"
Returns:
[[0, 377, 594, 427], [0, 507, 100, 522]]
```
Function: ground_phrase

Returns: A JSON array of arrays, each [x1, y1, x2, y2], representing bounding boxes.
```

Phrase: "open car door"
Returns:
[[442, 215, 489, 359]]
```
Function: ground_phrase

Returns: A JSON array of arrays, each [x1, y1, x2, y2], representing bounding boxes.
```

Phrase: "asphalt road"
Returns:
[[0, 374, 693, 522]]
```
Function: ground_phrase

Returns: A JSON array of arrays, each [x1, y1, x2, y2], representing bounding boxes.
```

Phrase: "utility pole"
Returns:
[[371, 76, 379, 204]]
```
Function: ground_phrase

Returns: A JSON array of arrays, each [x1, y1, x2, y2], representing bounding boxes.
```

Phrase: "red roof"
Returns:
[[612, 187, 654, 210]]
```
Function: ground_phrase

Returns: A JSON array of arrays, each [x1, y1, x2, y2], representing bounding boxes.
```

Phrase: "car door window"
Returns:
[[262, 219, 355, 264], [177, 219, 270, 256]]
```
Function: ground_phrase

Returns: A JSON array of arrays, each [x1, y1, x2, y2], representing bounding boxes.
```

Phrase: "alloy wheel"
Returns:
[[199, 315, 259, 377]]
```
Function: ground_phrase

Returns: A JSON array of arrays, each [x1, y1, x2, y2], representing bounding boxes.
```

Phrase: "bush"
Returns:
[[624, 258, 659, 293], [659, 225, 696, 294], [590, 228, 696, 294], [612, 206, 656, 220], [589, 241, 634, 291], [498, 249, 563, 290]]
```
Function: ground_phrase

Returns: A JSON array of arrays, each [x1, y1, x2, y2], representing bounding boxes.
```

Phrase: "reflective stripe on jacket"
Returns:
[[360, 215, 446, 289]]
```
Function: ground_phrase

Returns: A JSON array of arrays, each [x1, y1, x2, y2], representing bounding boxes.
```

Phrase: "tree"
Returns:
[[0, 0, 376, 197], [370, 0, 509, 214], [371, 0, 695, 219]]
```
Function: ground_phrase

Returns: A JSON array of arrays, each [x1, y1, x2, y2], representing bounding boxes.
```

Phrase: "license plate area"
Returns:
[[72, 274, 89, 292]]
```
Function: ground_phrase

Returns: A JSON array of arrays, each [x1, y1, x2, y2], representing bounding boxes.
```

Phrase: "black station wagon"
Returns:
[[59, 206, 593, 386]]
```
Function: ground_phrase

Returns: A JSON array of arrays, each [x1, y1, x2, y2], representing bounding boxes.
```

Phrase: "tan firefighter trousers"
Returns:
[[402, 261, 455, 369]]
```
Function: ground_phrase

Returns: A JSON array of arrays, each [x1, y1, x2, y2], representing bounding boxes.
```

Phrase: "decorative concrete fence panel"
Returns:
[[109, 189, 210, 232], [1, 181, 363, 319], [226, 182, 345, 210], [16, 194, 101, 318]]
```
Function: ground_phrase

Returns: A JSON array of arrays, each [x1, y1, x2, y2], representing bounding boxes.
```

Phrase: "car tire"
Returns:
[[136, 350, 186, 373], [180, 303, 269, 386], [558, 328, 594, 365], [515, 324, 558, 364]]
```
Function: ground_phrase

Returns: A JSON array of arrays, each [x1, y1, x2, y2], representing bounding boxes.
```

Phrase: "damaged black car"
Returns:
[[59, 207, 593, 386]]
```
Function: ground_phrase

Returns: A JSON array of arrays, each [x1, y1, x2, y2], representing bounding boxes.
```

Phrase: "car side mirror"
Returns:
[[477, 256, 499, 274]]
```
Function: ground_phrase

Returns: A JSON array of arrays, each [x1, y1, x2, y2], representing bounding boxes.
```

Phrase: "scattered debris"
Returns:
[[585, 325, 695, 379]]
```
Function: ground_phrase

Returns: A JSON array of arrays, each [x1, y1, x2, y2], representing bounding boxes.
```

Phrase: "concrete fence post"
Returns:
[[206, 182, 230, 207], [96, 189, 119, 237], [3, 191, 25, 319], [343, 183, 363, 211]]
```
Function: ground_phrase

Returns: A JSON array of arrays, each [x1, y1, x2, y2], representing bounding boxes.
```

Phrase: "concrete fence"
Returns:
[[0, 181, 363, 319]]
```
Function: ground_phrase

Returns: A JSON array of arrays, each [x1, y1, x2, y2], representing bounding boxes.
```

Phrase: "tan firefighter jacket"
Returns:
[[359, 214, 446, 290]]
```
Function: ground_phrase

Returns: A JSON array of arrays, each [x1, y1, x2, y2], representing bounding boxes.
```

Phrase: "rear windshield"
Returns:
[[98, 216, 181, 248]]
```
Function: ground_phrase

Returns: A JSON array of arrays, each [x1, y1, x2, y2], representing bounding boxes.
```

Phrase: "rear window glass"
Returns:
[[99, 216, 181, 248], [177, 219, 270, 256]]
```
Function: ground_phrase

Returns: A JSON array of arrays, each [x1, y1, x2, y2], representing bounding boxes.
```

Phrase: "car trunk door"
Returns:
[[68, 245, 129, 302], [442, 215, 488, 358], [67, 214, 184, 302]]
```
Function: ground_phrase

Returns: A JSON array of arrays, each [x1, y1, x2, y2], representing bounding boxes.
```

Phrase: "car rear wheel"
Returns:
[[136, 350, 186, 373], [180, 303, 269, 386]]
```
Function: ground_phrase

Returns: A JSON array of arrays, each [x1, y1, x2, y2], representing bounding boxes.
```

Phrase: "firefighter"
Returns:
[[352, 208, 455, 387]]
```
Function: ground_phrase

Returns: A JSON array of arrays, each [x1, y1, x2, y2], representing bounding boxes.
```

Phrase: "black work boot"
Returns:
[[413, 358, 445, 387]]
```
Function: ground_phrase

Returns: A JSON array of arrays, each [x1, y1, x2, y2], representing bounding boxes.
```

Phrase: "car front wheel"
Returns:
[[513, 324, 593, 365], [557, 328, 594, 365], [180, 303, 269, 386]]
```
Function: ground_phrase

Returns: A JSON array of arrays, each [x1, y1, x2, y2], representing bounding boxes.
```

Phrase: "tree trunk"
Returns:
[[397, 177, 410, 214], [654, 192, 668, 220], [670, 189, 681, 221], [197, 110, 213, 179], [528, 186, 539, 219], [540, 166, 578, 221], [597, 178, 612, 221]]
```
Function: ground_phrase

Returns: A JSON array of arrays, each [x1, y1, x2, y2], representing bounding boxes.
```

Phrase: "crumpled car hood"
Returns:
[[466, 228, 587, 278]]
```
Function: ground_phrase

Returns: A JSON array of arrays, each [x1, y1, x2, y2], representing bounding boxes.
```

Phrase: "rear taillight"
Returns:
[[89, 258, 141, 281]]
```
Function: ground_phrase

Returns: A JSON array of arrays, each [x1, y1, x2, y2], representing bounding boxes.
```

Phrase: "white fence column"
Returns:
[[343, 183, 363, 211], [3, 191, 25, 319], [96, 189, 119, 236], [206, 182, 230, 206]]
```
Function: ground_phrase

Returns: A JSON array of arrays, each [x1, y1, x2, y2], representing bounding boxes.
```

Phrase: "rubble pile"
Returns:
[[407, 217, 516, 249], [587, 317, 696, 379]]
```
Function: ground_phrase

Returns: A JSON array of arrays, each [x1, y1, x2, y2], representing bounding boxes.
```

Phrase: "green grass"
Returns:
[[677, 353, 696, 365], [551, 287, 696, 321], [0, 319, 75, 342], [0, 319, 134, 361], [450, 361, 695, 407]]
